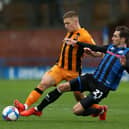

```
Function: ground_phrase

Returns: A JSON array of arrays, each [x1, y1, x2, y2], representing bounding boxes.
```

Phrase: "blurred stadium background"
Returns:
[[0, 0, 129, 80]]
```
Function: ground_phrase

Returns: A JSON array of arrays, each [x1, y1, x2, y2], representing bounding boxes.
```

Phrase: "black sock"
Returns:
[[37, 88, 62, 111]]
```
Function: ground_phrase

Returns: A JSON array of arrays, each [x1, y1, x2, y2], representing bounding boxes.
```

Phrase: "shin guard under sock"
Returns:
[[25, 88, 43, 107]]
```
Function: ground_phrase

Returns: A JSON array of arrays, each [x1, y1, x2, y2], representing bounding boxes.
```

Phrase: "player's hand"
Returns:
[[120, 55, 126, 66], [84, 48, 103, 57], [84, 48, 93, 55], [63, 38, 77, 45], [84, 48, 97, 56]]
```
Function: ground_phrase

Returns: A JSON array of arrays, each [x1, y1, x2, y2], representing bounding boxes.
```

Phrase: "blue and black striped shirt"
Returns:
[[77, 42, 129, 90]]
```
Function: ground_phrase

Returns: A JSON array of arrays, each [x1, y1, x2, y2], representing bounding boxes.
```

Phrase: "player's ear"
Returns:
[[121, 37, 126, 43]]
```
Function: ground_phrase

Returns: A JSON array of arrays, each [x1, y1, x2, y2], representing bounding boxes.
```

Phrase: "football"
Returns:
[[2, 106, 19, 121]]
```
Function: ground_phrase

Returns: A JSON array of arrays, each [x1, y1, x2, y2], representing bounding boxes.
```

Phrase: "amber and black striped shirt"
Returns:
[[57, 28, 95, 73]]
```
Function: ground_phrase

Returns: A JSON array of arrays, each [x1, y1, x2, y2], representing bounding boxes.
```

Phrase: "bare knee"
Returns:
[[37, 78, 55, 90], [72, 102, 85, 116], [73, 107, 80, 115], [37, 74, 57, 90]]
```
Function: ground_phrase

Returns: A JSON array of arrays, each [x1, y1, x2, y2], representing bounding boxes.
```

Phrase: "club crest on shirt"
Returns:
[[110, 46, 115, 51]]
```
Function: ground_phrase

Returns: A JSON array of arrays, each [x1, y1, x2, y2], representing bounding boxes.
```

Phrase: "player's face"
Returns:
[[63, 17, 77, 32], [112, 31, 123, 46]]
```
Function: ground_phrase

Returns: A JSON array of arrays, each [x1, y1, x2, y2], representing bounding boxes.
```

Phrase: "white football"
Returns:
[[2, 106, 19, 121]]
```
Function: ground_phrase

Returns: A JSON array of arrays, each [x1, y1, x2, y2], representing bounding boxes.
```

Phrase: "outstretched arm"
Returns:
[[83, 48, 104, 57], [64, 38, 108, 53], [77, 42, 108, 53]]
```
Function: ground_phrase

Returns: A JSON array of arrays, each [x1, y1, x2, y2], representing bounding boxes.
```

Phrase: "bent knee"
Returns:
[[38, 80, 53, 90], [72, 107, 83, 116], [72, 102, 85, 116], [73, 107, 80, 115]]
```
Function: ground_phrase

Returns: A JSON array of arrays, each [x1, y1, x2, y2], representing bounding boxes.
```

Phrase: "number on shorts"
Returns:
[[92, 89, 103, 99]]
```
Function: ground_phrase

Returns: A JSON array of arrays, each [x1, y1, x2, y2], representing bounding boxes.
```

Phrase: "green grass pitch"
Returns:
[[0, 80, 129, 129]]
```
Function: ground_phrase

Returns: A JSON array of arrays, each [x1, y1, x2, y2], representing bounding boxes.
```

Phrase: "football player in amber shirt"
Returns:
[[14, 11, 100, 113]]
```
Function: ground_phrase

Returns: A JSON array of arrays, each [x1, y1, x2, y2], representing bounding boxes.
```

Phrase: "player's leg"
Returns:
[[14, 73, 56, 112], [14, 65, 63, 112], [72, 101, 101, 116], [70, 74, 108, 120], [73, 94, 108, 120], [20, 75, 87, 116], [25, 73, 56, 106], [73, 94, 101, 115], [20, 82, 71, 116]]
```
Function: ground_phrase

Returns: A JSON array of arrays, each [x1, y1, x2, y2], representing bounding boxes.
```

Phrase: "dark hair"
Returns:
[[115, 25, 129, 46], [63, 11, 78, 19]]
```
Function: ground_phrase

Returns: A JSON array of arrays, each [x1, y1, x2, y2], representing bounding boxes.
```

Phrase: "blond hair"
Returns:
[[63, 11, 78, 19]]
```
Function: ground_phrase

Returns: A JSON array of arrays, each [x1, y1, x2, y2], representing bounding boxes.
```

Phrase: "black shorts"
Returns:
[[70, 73, 110, 109], [70, 73, 110, 99]]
